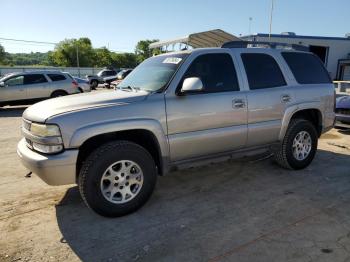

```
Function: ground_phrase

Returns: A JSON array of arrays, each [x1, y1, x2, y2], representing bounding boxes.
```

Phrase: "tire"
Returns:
[[78, 141, 157, 217], [90, 80, 98, 89], [274, 119, 318, 170], [51, 90, 68, 98]]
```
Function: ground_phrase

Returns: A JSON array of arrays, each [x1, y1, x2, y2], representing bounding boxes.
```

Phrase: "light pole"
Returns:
[[76, 44, 80, 77], [249, 17, 253, 35], [269, 0, 274, 41]]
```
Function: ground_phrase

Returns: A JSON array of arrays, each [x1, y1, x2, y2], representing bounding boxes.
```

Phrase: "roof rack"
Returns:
[[221, 41, 309, 52]]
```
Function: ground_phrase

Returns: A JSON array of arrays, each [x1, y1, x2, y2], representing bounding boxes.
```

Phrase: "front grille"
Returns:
[[335, 108, 350, 115]]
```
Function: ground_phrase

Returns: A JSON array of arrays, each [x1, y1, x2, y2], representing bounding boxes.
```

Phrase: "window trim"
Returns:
[[241, 52, 287, 90], [176, 52, 241, 95]]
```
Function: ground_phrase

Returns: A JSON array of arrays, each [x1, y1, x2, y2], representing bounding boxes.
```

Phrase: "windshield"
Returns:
[[118, 53, 188, 92]]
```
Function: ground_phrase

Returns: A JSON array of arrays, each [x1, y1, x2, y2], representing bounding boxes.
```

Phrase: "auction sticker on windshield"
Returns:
[[162, 57, 182, 64]]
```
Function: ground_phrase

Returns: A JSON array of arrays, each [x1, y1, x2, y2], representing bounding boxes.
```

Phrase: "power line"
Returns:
[[0, 37, 57, 45]]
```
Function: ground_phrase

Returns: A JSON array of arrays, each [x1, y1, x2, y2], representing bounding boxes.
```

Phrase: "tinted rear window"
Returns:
[[48, 74, 66, 81], [281, 52, 331, 84], [241, 53, 286, 90], [24, 74, 47, 85]]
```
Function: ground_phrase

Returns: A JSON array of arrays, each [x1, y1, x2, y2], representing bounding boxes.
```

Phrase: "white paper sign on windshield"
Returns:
[[162, 57, 182, 64]]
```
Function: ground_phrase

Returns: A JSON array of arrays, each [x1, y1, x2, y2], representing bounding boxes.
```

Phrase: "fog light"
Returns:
[[32, 142, 63, 154]]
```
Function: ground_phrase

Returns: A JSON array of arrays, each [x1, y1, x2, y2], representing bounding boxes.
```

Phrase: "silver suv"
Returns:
[[17, 44, 335, 217], [0, 71, 82, 106]]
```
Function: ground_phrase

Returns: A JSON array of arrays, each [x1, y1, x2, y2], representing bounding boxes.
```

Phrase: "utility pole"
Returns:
[[76, 44, 80, 77], [269, 0, 274, 41], [249, 17, 253, 35]]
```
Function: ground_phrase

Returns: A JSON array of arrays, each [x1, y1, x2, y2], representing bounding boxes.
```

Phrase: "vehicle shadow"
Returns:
[[56, 149, 350, 262], [0, 106, 27, 117]]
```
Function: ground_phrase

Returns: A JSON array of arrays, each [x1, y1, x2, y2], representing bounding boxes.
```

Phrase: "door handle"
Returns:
[[233, 99, 245, 108], [281, 94, 291, 103]]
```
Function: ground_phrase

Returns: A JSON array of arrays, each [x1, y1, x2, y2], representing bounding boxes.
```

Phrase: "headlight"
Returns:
[[30, 123, 61, 137]]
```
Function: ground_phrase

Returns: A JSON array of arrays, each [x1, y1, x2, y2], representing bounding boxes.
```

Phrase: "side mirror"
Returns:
[[0, 82, 4, 87], [180, 77, 203, 94]]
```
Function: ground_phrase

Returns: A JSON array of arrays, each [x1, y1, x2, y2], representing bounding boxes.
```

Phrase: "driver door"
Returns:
[[165, 52, 248, 162], [0, 75, 27, 103]]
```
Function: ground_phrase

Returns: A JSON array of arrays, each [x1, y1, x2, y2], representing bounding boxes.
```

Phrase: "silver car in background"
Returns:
[[74, 77, 92, 93], [0, 71, 82, 106]]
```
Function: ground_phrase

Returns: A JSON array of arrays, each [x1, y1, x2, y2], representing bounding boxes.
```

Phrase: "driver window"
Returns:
[[5, 75, 24, 86], [183, 53, 240, 93]]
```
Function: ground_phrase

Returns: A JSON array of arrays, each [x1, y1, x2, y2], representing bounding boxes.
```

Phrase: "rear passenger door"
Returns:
[[238, 51, 294, 146], [24, 74, 49, 99], [166, 52, 248, 161], [47, 73, 69, 94]]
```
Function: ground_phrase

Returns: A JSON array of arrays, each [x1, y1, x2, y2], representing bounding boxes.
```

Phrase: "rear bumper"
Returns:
[[17, 138, 78, 185], [335, 114, 350, 128]]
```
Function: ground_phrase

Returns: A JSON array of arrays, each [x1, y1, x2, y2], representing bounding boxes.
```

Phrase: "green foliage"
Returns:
[[135, 39, 159, 63], [111, 53, 138, 68], [49, 37, 95, 67], [0, 38, 160, 68], [0, 44, 5, 64]]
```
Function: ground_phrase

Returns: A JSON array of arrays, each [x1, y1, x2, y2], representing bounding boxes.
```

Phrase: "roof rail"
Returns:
[[221, 41, 309, 52]]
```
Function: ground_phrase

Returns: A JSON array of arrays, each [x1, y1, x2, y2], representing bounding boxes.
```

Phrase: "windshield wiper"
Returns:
[[118, 86, 139, 92]]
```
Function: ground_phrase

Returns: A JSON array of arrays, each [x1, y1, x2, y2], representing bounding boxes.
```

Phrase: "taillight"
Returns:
[[72, 80, 78, 87]]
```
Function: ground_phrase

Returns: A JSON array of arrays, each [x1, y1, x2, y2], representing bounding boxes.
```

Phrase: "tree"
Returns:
[[111, 53, 138, 68], [50, 37, 95, 67], [135, 39, 158, 63], [0, 44, 6, 65], [94, 47, 113, 67]]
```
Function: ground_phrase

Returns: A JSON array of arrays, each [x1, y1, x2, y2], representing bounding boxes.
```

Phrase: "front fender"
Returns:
[[69, 118, 169, 161], [279, 102, 323, 141]]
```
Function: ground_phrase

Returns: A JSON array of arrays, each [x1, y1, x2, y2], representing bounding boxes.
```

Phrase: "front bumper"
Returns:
[[17, 138, 78, 185], [335, 114, 350, 129]]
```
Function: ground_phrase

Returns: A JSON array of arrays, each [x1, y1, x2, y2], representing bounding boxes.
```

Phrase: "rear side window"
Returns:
[[281, 52, 331, 84], [241, 53, 286, 90], [24, 74, 47, 85], [48, 74, 66, 81], [183, 53, 240, 93]]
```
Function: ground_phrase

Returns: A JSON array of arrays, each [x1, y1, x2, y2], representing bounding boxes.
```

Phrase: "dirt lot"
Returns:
[[0, 105, 350, 262]]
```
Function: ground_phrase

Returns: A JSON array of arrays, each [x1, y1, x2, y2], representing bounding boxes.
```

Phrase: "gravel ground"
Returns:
[[0, 105, 349, 262]]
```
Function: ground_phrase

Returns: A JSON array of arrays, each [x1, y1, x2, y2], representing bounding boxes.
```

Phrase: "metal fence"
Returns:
[[0, 66, 104, 78]]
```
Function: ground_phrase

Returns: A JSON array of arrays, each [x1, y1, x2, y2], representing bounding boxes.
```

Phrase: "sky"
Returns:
[[1, 0, 349, 53]]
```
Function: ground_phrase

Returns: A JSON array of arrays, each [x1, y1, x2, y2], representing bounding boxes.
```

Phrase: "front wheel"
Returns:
[[274, 119, 318, 170], [78, 141, 157, 217], [90, 80, 98, 89]]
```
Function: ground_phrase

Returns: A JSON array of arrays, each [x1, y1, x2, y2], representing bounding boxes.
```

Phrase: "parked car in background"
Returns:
[[86, 68, 120, 89], [0, 71, 81, 106], [335, 95, 350, 129], [74, 77, 92, 93], [111, 69, 133, 88]]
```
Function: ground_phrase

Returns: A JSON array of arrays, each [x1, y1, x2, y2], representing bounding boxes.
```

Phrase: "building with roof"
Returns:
[[150, 30, 350, 80], [240, 33, 350, 80]]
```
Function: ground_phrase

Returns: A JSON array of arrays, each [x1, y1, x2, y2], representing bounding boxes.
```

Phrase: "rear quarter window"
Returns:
[[241, 53, 286, 90], [281, 52, 331, 84], [47, 74, 66, 81]]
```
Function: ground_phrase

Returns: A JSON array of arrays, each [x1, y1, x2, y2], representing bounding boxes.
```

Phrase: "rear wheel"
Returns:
[[78, 141, 157, 217], [51, 90, 68, 98], [274, 119, 318, 170]]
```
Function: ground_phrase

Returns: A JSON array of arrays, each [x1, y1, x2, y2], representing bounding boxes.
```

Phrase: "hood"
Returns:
[[23, 90, 149, 122], [336, 95, 350, 109]]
